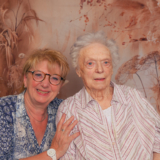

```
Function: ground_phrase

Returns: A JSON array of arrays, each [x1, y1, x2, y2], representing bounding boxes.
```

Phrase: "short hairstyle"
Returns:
[[23, 49, 69, 78], [21, 49, 69, 91], [70, 31, 119, 69]]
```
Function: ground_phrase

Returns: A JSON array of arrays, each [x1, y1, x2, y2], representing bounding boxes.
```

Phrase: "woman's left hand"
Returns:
[[50, 113, 80, 159]]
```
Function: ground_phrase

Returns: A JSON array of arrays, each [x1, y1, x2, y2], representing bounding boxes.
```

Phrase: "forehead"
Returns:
[[32, 60, 61, 74], [79, 43, 111, 61]]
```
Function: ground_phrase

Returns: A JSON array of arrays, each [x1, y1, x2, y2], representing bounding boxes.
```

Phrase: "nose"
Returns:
[[95, 61, 104, 73], [41, 75, 50, 87]]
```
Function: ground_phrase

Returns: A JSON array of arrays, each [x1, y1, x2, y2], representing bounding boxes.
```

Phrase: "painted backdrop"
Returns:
[[1, 0, 160, 113]]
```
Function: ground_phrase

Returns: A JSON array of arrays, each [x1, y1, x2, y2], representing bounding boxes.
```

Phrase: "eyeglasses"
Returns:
[[84, 60, 111, 69], [27, 70, 64, 85]]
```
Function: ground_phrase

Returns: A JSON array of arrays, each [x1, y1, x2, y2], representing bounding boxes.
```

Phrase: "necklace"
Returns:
[[25, 105, 47, 122]]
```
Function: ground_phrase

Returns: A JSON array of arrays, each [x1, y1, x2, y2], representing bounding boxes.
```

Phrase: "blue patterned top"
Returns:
[[0, 91, 62, 160]]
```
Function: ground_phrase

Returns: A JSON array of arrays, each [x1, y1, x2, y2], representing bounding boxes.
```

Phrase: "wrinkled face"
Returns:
[[24, 60, 62, 106], [76, 43, 113, 91]]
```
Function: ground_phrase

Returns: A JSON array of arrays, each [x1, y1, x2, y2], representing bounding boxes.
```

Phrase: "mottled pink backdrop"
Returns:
[[1, 0, 160, 113]]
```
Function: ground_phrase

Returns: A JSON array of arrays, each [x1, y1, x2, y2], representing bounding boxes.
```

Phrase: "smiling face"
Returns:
[[24, 60, 62, 107], [76, 43, 113, 92]]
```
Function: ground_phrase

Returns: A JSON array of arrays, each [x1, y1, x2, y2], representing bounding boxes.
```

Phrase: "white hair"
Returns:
[[70, 31, 119, 69]]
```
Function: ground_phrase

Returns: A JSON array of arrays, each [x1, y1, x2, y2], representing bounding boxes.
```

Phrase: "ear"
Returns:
[[61, 80, 69, 87], [76, 68, 81, 77], [23, 74, 27, 88], [111, 66, 113, 75]]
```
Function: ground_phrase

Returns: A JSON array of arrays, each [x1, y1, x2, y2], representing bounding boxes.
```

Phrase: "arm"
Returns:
[[0, 107, 14, 160], [20, 114, 80, 160]]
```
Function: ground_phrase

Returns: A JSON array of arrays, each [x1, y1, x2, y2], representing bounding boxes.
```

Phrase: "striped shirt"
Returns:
[[56, 82, 160, 160]]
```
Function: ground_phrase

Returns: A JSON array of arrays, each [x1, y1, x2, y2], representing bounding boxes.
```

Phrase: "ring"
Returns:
[[61, 129, 65, 132]]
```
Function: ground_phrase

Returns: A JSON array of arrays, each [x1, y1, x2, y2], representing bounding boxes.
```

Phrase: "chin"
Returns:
[[92, 86, 106, 90], [35, 98, 49, 104]]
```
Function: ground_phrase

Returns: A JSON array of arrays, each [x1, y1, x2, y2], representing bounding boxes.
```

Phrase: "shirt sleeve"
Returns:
[[153, 120, 160, 152], [134, 88, 160, 153], [0, 105, 14, 160], [56, 100, 77, 160], [142, 99, 160, 153], [148, 101, 160, 152]]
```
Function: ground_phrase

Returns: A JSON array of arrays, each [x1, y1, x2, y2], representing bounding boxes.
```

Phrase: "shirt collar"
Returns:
[[47, 97, 59, 115], [111, 82, 127, 105], [80, 81, 127, 109], [79, 87, 92, 109], [16, 91, 27, 118]]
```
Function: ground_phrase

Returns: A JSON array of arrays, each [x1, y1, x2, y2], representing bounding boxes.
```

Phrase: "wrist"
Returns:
[[47, 148, 57, 160], [55, 149, 61, 159], [50, 148, 61, 159]]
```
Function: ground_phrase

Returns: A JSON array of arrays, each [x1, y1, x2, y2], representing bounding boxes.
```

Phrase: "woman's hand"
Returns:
[[153, 152, 160, 160], [50, 113, 80, 159]]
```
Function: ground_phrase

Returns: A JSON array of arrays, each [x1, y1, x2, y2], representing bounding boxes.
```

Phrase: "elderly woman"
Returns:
[[0, 49, 79, 160], [56, 31, 160, 160]]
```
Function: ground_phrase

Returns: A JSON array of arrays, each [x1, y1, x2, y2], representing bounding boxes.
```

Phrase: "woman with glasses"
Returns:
[[56, 31, 160, 160], [0, 49, 79, 160]]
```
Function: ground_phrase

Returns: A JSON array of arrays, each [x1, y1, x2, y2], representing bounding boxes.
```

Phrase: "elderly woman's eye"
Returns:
[[104, 61, 109, 65], [86, 61, 95, 68], [88, 62, 93, 65]]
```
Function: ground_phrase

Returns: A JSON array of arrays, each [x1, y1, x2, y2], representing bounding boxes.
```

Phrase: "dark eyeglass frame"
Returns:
[[27, 70, 65, 85]]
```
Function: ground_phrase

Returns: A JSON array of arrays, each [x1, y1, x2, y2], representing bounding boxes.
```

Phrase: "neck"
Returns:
[[86, 85, 113, 102], [24, 92, 48, 123]]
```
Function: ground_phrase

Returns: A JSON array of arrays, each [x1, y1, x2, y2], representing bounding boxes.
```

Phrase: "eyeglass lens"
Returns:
[[33, 71, 61, 85]]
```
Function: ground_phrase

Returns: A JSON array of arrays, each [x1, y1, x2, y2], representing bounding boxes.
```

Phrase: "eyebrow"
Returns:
[[85, 58, 111, 61]]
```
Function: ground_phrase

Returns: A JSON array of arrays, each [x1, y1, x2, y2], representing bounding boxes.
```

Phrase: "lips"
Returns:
[[37, 89, 49, 94], [94, 78, 105, 82], [94, 78, 105, 80]]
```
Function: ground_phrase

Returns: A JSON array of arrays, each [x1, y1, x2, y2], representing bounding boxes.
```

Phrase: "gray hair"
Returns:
[[70, 31, 119, 69]]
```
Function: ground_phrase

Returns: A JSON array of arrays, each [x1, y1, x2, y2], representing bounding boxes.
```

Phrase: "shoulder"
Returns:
[[50, 97, 63, 106], [115, 83, 135, 94], [114, 83, 144, 100], [0, 94, 18, 107], [116, 83, 160, 120], [113, 83, 148, 110], [58, 89, 83, 113], [0, 94, 17, 124], [49, 97, 63, 111]]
